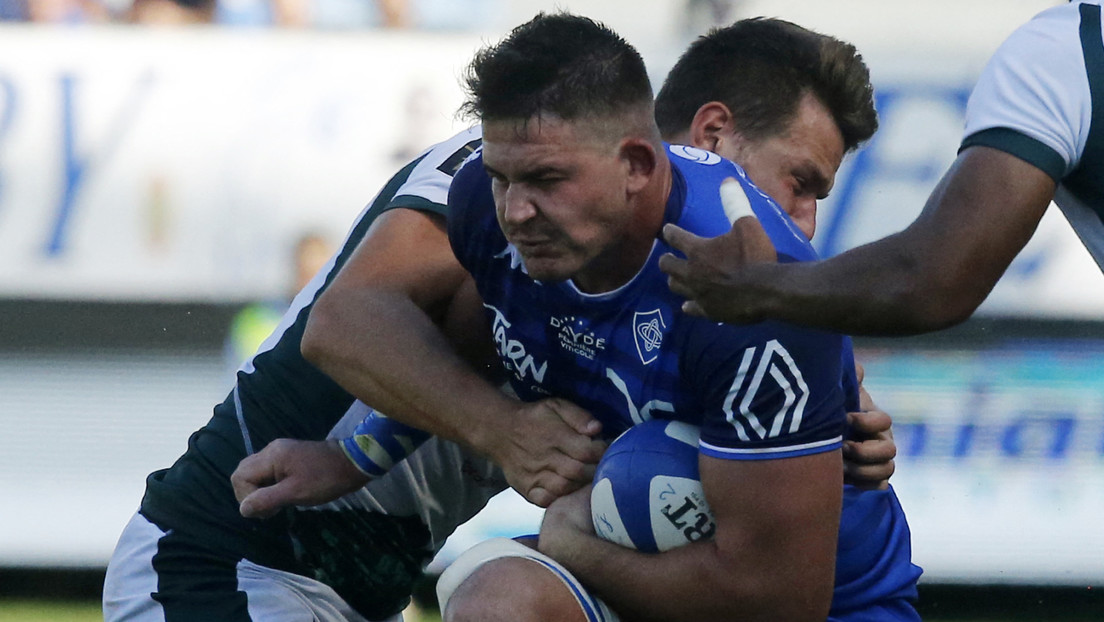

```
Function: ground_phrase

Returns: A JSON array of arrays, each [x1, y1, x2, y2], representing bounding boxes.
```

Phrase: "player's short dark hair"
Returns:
[[655, 17, 878, 153], [460, 12, 653, 123]]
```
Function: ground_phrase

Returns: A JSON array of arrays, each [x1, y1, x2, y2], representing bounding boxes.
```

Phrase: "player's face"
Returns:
[[717, 93, 844, 240], [482, 116, 637, 291]]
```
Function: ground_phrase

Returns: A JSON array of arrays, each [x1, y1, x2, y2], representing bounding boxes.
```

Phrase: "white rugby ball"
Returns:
[[590, 419, 716, 553]]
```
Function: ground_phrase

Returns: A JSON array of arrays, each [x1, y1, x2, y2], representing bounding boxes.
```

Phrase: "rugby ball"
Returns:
[[590, 419, 715, 553]]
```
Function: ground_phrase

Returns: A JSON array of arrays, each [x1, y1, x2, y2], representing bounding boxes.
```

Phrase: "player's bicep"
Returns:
[[443, 275, 500, 379], [906, 147, 1055, 318], [324, 208, 469, 321], [700, 450, 841, 614]]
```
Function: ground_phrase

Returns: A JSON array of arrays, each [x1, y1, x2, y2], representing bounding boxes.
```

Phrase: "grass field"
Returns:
[[2, 577, 1100, 621], [4, 593, 1103, 622], [1, 600, 103, 622], [0, 599, 1048, 622], [0, 600, 447, 622]]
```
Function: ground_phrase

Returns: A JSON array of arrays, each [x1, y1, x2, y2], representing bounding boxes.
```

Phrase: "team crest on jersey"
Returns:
[[668, 145, 722, 165], [633, 309, 666, 365]]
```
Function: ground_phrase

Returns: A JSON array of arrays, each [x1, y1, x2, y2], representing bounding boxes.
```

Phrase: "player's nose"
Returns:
[[792, 196, 817, 240], [499, 184, 538, 224]]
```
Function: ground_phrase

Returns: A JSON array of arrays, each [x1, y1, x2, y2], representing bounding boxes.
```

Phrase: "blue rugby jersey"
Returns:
[[449, 144, 847, 458], [835, 342, 922, 620], [448, 144, 922, 619]]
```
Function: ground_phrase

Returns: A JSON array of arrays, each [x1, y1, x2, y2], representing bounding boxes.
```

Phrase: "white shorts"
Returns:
[[103, 512, 396, 622], [436, 537, 618, 622]]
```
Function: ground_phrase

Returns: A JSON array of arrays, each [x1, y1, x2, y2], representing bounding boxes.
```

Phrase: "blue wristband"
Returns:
[[340, 411, 432, 478]]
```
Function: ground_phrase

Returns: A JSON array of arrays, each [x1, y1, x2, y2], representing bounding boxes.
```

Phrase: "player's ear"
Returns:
[[621, 138, 658, 194], [689, 102, 736, 154]]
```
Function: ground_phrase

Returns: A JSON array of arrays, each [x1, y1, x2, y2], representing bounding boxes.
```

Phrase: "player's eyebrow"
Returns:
[[519, 166, 566, 181], [796, 162, 832, 199], [483, 162, 565, 183]]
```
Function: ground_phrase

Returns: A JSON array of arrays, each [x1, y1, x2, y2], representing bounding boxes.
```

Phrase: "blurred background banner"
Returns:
[[859, 340, 1104, 584], [2, 0, 1101, 591], [0, 26, 478, 301]]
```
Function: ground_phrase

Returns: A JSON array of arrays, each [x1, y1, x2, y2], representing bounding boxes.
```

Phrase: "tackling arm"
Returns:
[[661, 147, 1056, 335], [301, 207, 513, 446], [299, 207, 604, 507]]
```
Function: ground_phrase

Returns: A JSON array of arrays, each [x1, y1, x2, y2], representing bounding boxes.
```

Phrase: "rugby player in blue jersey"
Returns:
[[389, 13, 920, 622], [103, 15, 908, 622]]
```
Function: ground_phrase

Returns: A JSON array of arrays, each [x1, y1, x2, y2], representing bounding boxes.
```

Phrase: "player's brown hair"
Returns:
[[460, 12, 653, 125], [655, 17, 878, 153]]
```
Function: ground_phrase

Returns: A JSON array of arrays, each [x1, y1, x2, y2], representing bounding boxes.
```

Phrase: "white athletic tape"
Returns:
[[435, 537, 618, 622], [720, 178, 756, 225], [436, 538, 535, 615]]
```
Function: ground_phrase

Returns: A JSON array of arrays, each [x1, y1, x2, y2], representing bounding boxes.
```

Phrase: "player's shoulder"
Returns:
[[446, 148, 502, 266], [989, 1, 1090, 81], [416, 126, 484, 172], [664, 144, 817, 263], [686, 315, 843, 363], [447, 147, 491, 207], [386, 126, 484, 212], [963, 3, 1093, 177]]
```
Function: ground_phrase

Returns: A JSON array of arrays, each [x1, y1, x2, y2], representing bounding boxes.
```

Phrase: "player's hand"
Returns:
[[490, 399, 606, 508], [843, 409, 896, 490], [843, 365, 897, 489], [659, 178, 778, 323], [231, 439, 370, 519], [537, 483, 595, 560]]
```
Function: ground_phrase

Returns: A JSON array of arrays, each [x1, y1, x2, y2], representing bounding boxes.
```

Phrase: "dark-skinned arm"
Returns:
[[661, 147, 1057, 335]]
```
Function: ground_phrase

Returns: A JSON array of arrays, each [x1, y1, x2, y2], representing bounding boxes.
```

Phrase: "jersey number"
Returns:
[[722, 340, 809, 441]]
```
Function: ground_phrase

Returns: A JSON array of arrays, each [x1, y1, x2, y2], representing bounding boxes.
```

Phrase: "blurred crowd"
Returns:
[[0, 0, 495, 28], [0, 0, 740, 31]]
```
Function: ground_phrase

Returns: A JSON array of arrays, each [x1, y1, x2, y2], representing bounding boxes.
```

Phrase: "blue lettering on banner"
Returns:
[[50, 74, 82, 256], [1001, 415, 1076, 459], [819, 83, 1052, 282], [0, 74, 15, 209], [861, 344, 1104, 464], [898, 416, 1090, 460], [817, 85, 971, 258], [46, 70, 155, 257]]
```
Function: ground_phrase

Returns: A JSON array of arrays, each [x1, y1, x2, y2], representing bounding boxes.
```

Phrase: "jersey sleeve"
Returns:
[[735, 165, 819, 265], [384, 126, 484, 216], [960, 6, 1091, 182], [684, 319, 848, 461], [666, 145, 818, 264], [840, 337, 860, 415], [446, 150, 502, 274]]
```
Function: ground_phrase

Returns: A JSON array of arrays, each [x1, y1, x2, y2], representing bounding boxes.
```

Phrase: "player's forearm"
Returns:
[[742, 149, 1056, 336], [301, 286, 513, 455], [550, 533, 831, 622], [739, 231, 973, 336], [550, 453, 841, 620]]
